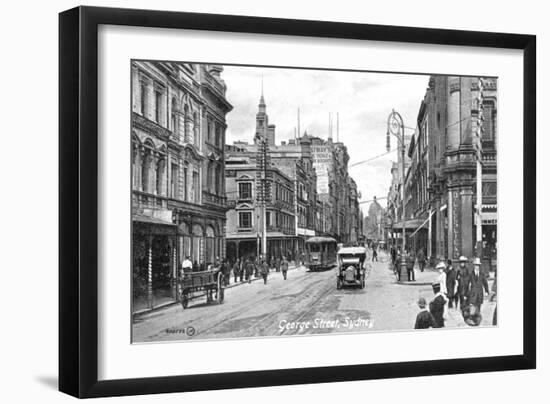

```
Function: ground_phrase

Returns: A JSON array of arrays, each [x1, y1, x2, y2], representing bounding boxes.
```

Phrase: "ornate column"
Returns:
[[447, 77, 461, 150]]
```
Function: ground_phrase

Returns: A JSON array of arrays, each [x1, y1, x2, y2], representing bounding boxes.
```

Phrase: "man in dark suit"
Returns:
[[406, 250, 416, 281], [429, 282, 447, 328], [456, 255, 470, 311], [465, 257, 489, 321]]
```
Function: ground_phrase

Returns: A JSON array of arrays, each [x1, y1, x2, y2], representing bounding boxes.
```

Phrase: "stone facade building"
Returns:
[[225, 145, 296, 262], [390, 75, 497, 268], [131, 61, 232, 312]]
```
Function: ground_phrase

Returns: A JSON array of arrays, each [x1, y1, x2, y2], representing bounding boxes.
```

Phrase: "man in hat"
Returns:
[[435, 262, 447, 295], [406, 249, 416, 281], [445, 259, 458, 309], [456, 256, 470, 311], [414, 297, 436, 329], [429, 282, 448, 328], [465, 257, 489, 321]]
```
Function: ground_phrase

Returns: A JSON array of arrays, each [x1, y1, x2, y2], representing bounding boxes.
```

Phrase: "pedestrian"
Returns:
[[414, 297, 436, 329], [445, 259, 458, 308], [220, 259, 230, 286], [260, 259, 269, 284], [417, 248, 426, 272], [181, 255, 193, 276], [281, 256, 289, 280], [275, 255, 281, 272], [372, 244, 378, 262], [436, 261, 447, 295], [390, 245, 397, 266], [394, 249, 402, 281], [406, 250, 416, 281], [254, 256, 260, 278], [245, 257, 254, 283], [429, 282, 448, 328], [232, 258, 241, 283], [464, 257, 489, 326], [456, 256, 470, 311]]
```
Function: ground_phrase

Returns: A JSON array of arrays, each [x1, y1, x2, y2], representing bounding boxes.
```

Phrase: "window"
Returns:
[[215, 126, 221, 147], [207, 162, 214, 192], [170, 164, 179, 198], [482, 101, 495, 141], [215, 165, 222, 195], [193, 171, 200, 203], [183, 167, 188, 201], [239, 212, 252, 228], [140, 81, 147, 116], [239, 182, 252, 199], [154, 89, 163, 123], [266, 211, 271, 227], [171, 98, 178, 134]]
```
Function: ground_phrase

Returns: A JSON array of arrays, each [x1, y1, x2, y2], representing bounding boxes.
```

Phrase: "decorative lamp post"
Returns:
[[386, 109, 407, 281]]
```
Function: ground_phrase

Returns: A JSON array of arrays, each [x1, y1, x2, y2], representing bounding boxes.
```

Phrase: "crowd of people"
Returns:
[[413, 255, 497, 329], [180, 254, 293, 287]]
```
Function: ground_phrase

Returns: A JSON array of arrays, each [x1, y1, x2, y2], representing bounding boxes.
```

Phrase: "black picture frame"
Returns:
[[59, 5, 536, 398]]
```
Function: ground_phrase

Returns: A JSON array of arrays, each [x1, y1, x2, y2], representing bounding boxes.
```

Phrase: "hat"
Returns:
[[459, 256, 468, 262], [473, 257, 481, 266], [417, 297, 427, 308], [436, 262, 446, 270]]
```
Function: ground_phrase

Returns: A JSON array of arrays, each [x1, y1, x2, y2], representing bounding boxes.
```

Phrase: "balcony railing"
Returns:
[[202, 191, 227, 207], [133, 190, 168, 209]]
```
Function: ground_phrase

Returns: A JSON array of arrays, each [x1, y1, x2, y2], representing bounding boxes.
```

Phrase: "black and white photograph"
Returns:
[[130, 61, 498, 343]]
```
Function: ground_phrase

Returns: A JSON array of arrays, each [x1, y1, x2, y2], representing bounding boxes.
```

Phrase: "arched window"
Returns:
[[482, 100, 496, 143], [193, 112, 200, 148], [205, 225, 216, 264], [192, 224, 203, 265], [183, 104, 190, 143], [206, 161, 214, 192], [141, 139, 156, 194], [132, 134, 141, 190], [215, 164, 222, 195], [171, 98, 178, 136], [156, 153, 166, 196]]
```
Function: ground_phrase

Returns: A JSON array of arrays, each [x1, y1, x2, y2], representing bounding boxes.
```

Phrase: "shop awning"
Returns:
[[392, 218, 426, 230]]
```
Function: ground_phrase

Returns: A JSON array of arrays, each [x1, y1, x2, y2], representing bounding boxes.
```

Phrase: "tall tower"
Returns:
[[254, 79, 276, 146]]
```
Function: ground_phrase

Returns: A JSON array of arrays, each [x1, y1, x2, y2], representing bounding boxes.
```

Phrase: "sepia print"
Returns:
[[131, 60, 498, 343]]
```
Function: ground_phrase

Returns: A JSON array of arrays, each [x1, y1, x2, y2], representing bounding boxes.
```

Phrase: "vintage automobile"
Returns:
[[336, 246, 367, 289]]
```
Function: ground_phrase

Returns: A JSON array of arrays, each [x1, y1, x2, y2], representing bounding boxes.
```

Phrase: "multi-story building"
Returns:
[[225, 145, 296, 262], [131, 61, 232, 312], [395, 75, 497, 268]]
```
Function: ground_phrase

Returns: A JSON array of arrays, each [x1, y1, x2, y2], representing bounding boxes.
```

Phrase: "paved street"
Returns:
[[133, 252, 496, 342]]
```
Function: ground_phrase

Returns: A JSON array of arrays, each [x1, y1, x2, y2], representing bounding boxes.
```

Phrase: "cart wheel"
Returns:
[[337, 278, 342, 290], [181, 293, 189, 309]]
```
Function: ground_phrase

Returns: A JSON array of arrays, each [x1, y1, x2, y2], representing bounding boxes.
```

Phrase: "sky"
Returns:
[[221, 65, 430, 215]]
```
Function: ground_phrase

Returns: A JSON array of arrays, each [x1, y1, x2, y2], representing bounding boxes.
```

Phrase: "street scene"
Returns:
[[131, 61, 498, 343]]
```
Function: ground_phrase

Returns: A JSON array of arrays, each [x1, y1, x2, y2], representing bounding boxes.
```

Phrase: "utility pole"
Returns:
[[387, 109, 407, 282], [256, 139, 271, 258]]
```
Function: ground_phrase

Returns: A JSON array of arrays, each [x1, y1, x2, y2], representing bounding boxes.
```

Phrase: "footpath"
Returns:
[[366, 253, 496, 330]]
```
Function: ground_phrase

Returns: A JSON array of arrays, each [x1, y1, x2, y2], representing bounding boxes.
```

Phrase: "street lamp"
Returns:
[[386, 109, 407, 281]]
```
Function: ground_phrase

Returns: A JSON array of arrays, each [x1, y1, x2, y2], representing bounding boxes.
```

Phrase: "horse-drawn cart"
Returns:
[[178, 268, 225, 309]]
